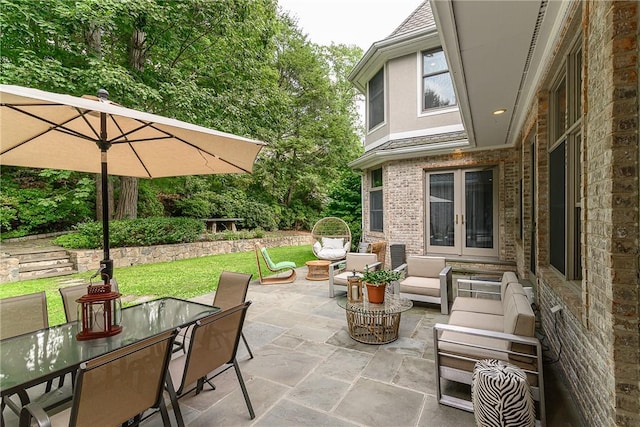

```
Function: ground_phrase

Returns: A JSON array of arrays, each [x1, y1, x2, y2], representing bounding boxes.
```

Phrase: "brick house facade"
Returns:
[[350, 1, 639, 425]]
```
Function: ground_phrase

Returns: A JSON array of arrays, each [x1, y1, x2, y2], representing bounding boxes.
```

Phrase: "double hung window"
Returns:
[[370, 168, 383, 232], [549, 39, 582, 280], [422, 49, 456, 110], [368, 68, 384, 130]]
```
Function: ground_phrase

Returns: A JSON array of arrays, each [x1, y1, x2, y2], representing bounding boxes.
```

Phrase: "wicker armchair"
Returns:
[[311, 217, 351, 260]]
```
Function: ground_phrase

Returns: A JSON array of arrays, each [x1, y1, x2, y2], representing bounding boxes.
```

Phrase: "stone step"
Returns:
[[19, 257, 72, 269], [19, 266, 77, 281], [20, 261, 75, 274], [10, 249, 69, 263]]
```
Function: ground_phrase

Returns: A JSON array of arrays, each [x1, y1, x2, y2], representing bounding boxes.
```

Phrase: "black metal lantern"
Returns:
[[76, 275, 122, 341]]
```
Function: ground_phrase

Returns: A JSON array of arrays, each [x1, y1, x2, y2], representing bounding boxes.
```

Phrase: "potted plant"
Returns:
[[361, 267, 402, 304]]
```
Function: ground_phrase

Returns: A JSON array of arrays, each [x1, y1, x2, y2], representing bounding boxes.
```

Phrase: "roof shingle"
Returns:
[[388, 1, 435, 38]]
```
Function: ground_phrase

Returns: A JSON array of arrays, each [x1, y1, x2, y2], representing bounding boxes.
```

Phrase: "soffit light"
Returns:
[[493, 109, 507, 115]]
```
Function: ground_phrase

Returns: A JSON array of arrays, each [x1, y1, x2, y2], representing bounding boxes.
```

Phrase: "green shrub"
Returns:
[[137, 183, 165, 218], [54, 217, 205, 249], [53, 232, 94, 249]]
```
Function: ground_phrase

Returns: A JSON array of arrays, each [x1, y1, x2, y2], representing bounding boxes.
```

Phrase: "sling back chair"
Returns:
[[167, 302, 255, 427], [19, 329, 180, 427], [59, 279, 119, 323], [254, 242, 296, 284], [173, 271, 254, 359], [0, 292, 54, 419]]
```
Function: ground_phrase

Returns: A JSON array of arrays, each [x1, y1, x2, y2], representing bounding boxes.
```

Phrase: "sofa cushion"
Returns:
[[439, 330, 509, 362], [449, 310, 503, 332], [500, 271, 519, 300], [345, 252, 378, 272], [317, 248, 347, 260], [452, 282, 527, 315], [406, 256, 445, 277], [399, 276, 441, 297], [451, 297, 503, 315], [438, 330, 538, 386], [504, 292, 536, 363], [503, 293, 535, 337]]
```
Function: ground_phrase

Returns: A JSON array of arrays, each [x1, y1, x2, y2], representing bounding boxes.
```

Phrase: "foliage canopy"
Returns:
[[0, 0, 364, 238]]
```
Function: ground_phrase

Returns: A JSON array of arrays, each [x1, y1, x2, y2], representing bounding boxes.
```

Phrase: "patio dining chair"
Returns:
[[18, 328, 180, 427], [173, 271, 254, 359], [167, 302, 255, 427], [58, 279, 119, 323], [0, 291, 48, 341], [0, 292, 51, 418]]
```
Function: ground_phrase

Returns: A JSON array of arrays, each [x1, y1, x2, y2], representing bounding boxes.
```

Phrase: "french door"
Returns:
[[426, 168, 498, 257]]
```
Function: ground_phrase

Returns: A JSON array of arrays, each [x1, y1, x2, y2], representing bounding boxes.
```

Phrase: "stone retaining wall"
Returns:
[[1, 235, 313, 282]]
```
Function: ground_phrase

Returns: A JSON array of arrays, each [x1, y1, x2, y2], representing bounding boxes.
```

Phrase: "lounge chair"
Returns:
[[328, 252, 380, 298], [254, 243, 296, 284]]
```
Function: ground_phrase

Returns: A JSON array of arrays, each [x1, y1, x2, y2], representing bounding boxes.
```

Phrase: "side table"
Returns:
[[305, 260, 331, 281], [337, 295, 413, 344]]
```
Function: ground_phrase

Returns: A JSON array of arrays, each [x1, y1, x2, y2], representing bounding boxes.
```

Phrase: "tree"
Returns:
[[250, 15, 363, 228], [0, 0, 365, 235]]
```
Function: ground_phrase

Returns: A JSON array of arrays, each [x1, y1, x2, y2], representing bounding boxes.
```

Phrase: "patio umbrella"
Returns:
[[0, 84, 265, 281]]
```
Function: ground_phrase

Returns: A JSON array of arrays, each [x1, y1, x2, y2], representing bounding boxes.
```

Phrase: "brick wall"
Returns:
[[361, 148, 519, 264], [528, 2, 639, 426]]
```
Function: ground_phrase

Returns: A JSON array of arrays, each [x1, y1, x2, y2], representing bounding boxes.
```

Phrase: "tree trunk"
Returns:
[[112, 23, 147, 221], [115, 177, 138, 219]]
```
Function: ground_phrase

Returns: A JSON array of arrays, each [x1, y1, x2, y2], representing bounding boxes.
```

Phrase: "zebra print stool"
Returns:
[[472, 359, 535, 427]]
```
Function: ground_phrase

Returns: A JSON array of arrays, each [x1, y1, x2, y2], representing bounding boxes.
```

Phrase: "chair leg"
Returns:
[[233, 359, 255, 419], [165, 374, 185, 427], [241, 332, 254, 359], [158, 398, 171, 427]]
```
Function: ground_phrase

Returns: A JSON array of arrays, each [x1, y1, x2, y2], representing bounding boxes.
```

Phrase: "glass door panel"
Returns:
[[464, 170, 494, 249], [426, 168, 498, 257], [427, 173, 458, 254]]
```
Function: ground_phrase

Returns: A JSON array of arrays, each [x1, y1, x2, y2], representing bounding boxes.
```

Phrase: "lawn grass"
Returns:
[[0, 244, 316, 326]]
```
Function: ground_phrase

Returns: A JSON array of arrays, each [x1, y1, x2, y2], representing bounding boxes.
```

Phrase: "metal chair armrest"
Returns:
[[434, 322, 540, 347], [439, 266, 452, 315], [19, 402, 52, 427], [393, 263, 407, 272]]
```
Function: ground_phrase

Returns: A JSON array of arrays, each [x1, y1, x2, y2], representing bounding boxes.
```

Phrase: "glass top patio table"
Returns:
[[0, 297, 219, 397]]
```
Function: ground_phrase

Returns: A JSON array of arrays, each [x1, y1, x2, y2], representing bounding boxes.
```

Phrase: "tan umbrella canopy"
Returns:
[[0, 84, 265, 280]]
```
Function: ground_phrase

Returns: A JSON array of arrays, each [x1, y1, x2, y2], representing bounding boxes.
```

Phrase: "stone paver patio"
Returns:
[[137, 265, 578, 427]]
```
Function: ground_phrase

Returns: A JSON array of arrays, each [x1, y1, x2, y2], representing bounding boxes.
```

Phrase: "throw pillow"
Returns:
[[322, 237, 344, 250]]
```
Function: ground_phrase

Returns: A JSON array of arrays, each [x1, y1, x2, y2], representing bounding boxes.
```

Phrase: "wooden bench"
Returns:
[[202, 218, 243, 233]]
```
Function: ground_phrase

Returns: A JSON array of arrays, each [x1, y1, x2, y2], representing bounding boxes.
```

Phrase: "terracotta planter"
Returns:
[[366, 282, 386, 304]]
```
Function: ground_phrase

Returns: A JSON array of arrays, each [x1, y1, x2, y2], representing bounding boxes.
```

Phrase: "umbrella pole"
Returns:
[[99, 107, 113, 283]]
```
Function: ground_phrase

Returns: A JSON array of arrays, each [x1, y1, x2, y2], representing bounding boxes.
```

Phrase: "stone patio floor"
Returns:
[[137, 266, 581, 427]]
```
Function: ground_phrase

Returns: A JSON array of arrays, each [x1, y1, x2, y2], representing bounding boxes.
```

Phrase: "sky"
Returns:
[[277, 0, 423, 51]]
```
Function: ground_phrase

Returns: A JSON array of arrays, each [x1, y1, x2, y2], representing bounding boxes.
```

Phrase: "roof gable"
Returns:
[[388, 1, 435, 38]]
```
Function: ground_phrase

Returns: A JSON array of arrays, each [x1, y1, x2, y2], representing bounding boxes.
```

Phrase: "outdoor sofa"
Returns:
[[433, 272, 545, 426]]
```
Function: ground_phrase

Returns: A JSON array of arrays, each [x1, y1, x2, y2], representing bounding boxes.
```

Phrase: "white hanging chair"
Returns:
[[310, 217, 352, 260]]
